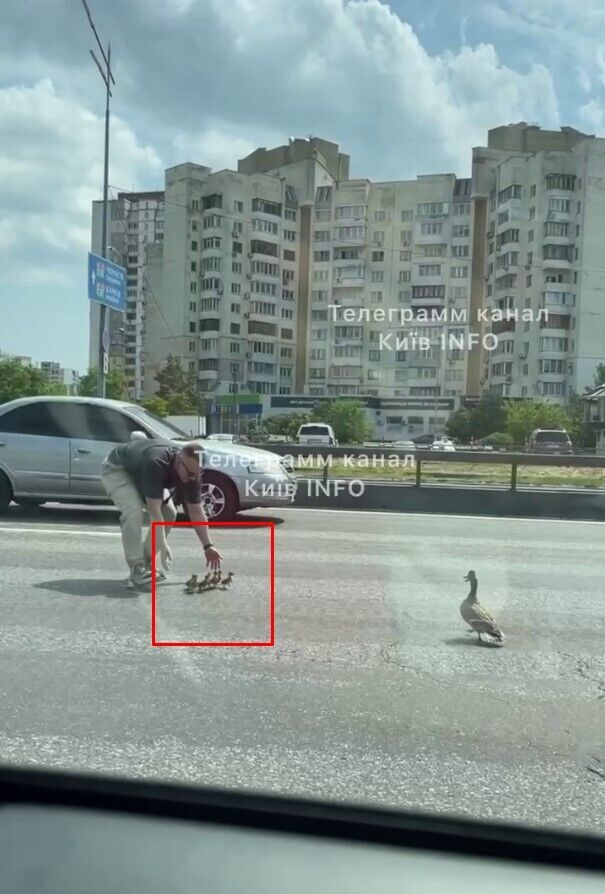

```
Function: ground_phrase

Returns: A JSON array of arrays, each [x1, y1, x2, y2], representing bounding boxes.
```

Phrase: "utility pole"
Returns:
[[80, 0, 115, 398]]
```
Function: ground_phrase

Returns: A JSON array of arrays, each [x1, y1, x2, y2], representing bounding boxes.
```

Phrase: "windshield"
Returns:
[[2, 0, 605, 846], [534, 431, 570, 443], [299, 425, 330, 435], [127, 406, 190, 439]]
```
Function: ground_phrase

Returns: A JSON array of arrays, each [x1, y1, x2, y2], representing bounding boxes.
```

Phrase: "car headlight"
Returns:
[[247, 458, 283, 474]]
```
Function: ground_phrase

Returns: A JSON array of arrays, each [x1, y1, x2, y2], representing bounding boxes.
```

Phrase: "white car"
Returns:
[[0, 396, 297, 520], [432, 437, 456, 452], [296, 423, 338, 447]]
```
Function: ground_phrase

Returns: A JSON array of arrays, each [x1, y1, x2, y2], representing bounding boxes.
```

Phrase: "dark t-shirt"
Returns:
[[107, 438, 202, 505]]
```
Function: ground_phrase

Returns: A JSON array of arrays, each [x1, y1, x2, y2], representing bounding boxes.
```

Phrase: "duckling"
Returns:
[[460, 571, 504, 644], [219, 571, 234, 590], [185, 574, 198, 589]]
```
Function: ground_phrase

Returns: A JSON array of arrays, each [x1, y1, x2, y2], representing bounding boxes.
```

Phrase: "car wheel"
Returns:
[[0, 472, 13, 515], [200, 472, 239, 522]]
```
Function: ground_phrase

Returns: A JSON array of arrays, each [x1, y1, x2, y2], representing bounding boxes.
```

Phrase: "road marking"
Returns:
[[0, 526, 120, 536], [276, 507, 605, 525]]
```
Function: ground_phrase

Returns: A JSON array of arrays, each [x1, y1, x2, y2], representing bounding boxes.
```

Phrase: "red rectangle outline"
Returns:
[[151, 520, 275, 647]]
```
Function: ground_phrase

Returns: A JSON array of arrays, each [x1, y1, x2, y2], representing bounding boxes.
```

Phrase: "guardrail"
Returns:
[[257, 443, 605, 492]]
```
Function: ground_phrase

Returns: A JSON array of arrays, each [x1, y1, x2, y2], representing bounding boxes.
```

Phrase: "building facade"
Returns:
[[89, 190, 165, 400], [471, 122, 605, 402]]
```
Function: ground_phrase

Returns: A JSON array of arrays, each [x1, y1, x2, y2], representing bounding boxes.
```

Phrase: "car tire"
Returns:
[[200, 472, 239, 522], [0, 472, 13, 515]]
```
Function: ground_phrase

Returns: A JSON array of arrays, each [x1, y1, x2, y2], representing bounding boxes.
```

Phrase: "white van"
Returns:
[[296, 423, 338, 447]]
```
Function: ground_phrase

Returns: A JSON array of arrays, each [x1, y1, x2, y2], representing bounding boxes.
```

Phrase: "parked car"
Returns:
[[432, 437, 456, 452], [0, 397, 296, 519], [527, 429, 573, 455], [206, 433, 239, 443], [296, 423, 338, 447], [411, 434, 435, 447]]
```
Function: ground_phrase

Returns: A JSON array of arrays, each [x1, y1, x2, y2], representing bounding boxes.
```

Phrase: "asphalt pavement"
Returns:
[[0, 503, 603, 837]]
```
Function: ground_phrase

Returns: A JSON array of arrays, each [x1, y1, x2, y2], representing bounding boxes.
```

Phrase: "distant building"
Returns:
[[39, 361, 80, 394], [0, 350, 33, 367], [471, 122, 605, 402]]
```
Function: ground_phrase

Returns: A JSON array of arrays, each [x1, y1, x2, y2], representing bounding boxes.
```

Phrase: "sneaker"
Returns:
[[125, 563, 153, 590]]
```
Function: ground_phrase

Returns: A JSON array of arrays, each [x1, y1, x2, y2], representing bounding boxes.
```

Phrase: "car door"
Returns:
[[68, 404, 150, 499], [0, 401, 71, 497]]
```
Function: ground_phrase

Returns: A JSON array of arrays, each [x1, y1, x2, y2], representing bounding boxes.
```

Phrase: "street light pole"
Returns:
[[80, 0, 115, 398]]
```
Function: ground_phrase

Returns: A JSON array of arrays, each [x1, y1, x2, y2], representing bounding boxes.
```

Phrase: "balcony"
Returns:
[[328, 365, 363, 380], [333, 266, 365, 285], [491, 318, 516, 335], [332, 228, 366, 247], [540, 314, 570, 331]]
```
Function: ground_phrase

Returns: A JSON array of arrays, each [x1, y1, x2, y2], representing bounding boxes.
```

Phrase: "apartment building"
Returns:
[[39, 361, 80, 394], [144, 139, 347, 402], [89, 190, 165, 400], [471, 122, 605, 402], [304, 175, 473, 413]]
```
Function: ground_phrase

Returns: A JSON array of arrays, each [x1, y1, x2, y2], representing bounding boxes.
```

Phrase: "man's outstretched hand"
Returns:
[[205, 546, 222, 570]]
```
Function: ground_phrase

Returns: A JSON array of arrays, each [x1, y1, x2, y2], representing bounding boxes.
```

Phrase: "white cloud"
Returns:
[[0, 77, 163, 283], [173, 122, 284, 171], [579, 99, 605, 134]]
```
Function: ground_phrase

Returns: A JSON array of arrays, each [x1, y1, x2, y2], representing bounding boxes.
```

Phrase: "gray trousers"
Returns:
[[101, 460, 177, 570]]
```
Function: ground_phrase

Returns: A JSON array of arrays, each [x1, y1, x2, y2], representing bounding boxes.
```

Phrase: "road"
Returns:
[[0, 504, 603, 837]]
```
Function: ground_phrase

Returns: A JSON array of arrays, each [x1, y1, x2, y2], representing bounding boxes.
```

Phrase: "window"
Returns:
[[371, 291, 383, 302], [190, 240, 198, 251], [234, 200, 244, 213], [203, 214, 223, 229], [0, 402, 64, 437], [374, 210, 386, 221], [230, 323, 240, 335], [372, 231, 384, 244], [452, 245, 468, 257], [452, 225, 469, 237], [284, 229, 296, 241], [314, 269, 329, 282], [539, 337, 568, 351], [232, 241, 242, 254], [312, 290, 327, 301], [419, 264, 441, 276], [398, 290, 410, 302], [372, 251, 384, 262], [400, 209, 413, 221], [543, 244, 573, 261], [314, 250, 330, 262], [412, 285, 445, 299], [526, 275, 532, 286], [497, 184, 522, 203], [282, 288, 294, 301], [232, 221, 243, 235], [416, 202, 447, 217], [549, 198, 570, 213], [232, 262, 242, 274], [400, 229, 413, 243], [496, 228, 520, 247], [451, 265, 468, 278], [528, 229, 534, 242], [530, 185, 536, 197], [189, 301, 197, 312], [311, 328, 327, 340], [199, 318, 219, 332], [454, 203, 470, 216], [252, 198, 282, 216], [189, 322, 196, 333], [369, 350, 380, 361], [250, 239, 278, 257], [420, 222, 443, 236], [497, 210, 509, 225], [190, 261, 197, 272], [202, 193, 222, 211], [539, 359, 565, 374], [311, 309, 328, 320], [400, 251, 412, 261], [545, 174, 575, 191], [281, 308, 293, 319], [314, 229, 330, 242], [253, 218, 278, 235], [203, 236, 221, 249], [285, 208, 297, 221], [371, 270, 384, 282], [335, 204, 365, 219], [309, 349, 325, 360], [399, 270, 411, 282], [251, 280, 277, 296]]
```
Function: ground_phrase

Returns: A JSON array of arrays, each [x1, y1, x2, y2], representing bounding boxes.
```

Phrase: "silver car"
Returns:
[[0, 396, 297, 520]]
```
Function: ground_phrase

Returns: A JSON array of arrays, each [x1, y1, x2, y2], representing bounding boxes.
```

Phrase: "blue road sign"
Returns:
[[88, 251, 126, 312]]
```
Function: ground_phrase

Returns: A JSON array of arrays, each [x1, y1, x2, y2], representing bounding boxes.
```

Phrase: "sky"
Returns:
[[1, 0, 605, 372]]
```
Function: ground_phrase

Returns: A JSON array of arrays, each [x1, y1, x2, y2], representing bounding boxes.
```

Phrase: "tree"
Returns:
[[78, 368, 126, 400], [141, 396, 169, 417], [311, 399, 373, 444], [445, 391, 506, 442], [594, 363, 605, 388], [154, 354, 198, 414], [445, 408, 474, 443], [505, 400, 571, 446], [0, 358, 50, 404], [263, 413, 312, 440]]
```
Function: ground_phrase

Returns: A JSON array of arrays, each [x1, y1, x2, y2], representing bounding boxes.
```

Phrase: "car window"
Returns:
[[299, 425, 330, 435], [31, 403, 148, 442], [535, 431, 569, 443], [0, 402, 64, 437]]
